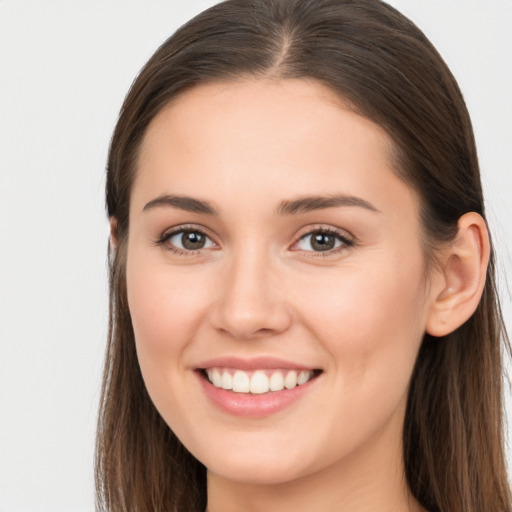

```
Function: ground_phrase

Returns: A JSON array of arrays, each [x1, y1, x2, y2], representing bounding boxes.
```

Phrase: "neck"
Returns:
[[205, 405, 425, 512]]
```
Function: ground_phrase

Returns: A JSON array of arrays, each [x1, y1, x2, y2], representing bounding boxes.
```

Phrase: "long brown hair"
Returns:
[[96, 1, 512, 511]]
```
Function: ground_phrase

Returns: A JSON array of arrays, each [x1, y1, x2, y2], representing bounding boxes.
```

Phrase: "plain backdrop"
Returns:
[[0, 1, 511, 510]]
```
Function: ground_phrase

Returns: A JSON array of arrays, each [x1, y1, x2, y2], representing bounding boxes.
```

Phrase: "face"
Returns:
[[125, 79, 434, 485]]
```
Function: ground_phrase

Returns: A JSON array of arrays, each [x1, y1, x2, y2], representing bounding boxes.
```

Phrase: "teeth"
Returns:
[[205, 368, 315, 394], [233, 370, 250, 393], [250, 371, 269, 394], [221, 371, 233, 390], [297, 370, 310, 385], [284, 370, 297, 389], [269, 372, 284, 391], [212, 368, 222, 388]]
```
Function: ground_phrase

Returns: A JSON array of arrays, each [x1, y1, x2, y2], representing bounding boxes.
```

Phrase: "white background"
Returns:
[[0, 1, 510, 510]]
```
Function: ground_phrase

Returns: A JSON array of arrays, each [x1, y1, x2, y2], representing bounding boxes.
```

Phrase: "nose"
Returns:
[[210, 246, 293, 340]]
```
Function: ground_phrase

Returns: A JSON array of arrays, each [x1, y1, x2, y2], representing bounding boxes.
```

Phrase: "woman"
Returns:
[[96, 1, 512, 511]]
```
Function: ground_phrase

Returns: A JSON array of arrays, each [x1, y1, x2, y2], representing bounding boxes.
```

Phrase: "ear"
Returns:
[[109, 217, 119, 251], [425, 212, 490, 337]]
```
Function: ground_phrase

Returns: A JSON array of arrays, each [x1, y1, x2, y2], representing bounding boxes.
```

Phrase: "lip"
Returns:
[[196, 356, 317, 372], [194, 357, 321, 418]]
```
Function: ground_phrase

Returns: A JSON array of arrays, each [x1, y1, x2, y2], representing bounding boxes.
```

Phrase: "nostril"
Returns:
[[211, 307, 293, 341]]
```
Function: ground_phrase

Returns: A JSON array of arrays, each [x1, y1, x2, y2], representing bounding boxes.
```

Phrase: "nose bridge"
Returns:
[[212, 238, 290, 339]]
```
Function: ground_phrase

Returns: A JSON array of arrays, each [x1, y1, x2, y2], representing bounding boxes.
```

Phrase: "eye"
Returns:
[[293, 228, 354, 254], [157, 228, 216, 254]]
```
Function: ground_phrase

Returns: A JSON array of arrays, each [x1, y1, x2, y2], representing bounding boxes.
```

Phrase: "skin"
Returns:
[[122, 79, 489, 512]]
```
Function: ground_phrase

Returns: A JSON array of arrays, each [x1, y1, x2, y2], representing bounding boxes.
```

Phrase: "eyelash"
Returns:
[[292, 227, 355, 258], [154, 225, 355, 258], [153, 225, 215, 257]]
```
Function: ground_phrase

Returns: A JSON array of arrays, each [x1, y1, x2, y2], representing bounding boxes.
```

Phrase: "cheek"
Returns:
[[297, 253, 427, 386], [286, 255, 428, 460], [125, 250, 217, 434], [126, 252, 211, 365]]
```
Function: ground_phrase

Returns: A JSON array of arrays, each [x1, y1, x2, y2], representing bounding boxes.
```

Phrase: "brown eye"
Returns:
[[181, 231, 206, 250], [165, 229, 215, 252], [295, 229, 353, 253], [310, 232, 336, 251]]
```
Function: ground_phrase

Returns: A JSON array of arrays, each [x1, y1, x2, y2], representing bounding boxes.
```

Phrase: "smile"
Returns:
[[204, 368, 316, 394], [196, 357, 322, 417]]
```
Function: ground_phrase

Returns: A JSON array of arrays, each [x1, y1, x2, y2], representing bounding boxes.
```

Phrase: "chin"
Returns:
[[192, 433, 328, 486], [206, 458, 309, 486]]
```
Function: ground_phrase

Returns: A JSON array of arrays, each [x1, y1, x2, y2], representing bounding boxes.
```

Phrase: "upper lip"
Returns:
[[196, 356, 319, 371]]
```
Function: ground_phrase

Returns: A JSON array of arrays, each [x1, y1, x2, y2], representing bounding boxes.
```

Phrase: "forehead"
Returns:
[[133, 78, 415, 218]]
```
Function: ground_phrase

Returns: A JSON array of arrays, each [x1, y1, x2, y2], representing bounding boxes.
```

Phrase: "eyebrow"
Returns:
[[143, 194, 219, 215], [277, 194, 380, 215], [142, 193, 379, 216]]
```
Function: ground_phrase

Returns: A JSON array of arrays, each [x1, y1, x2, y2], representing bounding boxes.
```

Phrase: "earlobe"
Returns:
[[109, 217, 119, 251], [425, 212, 490, 337]]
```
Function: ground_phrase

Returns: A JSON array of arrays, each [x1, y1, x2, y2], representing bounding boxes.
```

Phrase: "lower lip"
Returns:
[[196, 371, 319, 418]]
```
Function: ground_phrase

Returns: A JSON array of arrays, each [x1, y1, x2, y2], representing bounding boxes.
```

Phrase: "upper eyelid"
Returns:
[[162, 224, 215, 240], [294, 224, 354, 242]]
